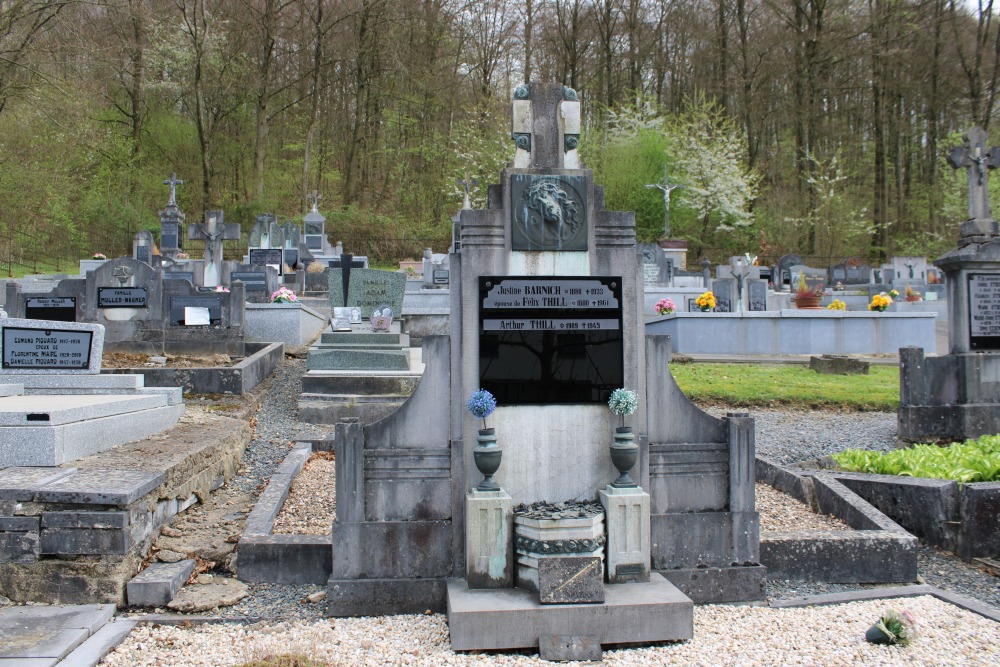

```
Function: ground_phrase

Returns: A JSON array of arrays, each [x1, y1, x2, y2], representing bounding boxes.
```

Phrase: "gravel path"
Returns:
[[158, 360, 999, 624], [100, 596, 999, 666]]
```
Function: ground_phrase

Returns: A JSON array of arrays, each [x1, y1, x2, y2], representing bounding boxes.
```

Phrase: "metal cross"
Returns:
[[457, 175, 478, 210], [946, 126, 1000, 221], [645, 165, 683, 237], [163, 173, 183, 207]]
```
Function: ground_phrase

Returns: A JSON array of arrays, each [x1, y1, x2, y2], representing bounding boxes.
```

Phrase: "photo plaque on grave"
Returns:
[[968, 273, 1000, 350], [98, 287, 148, 308], [25, 297, 76, 322], [479, 276, 623, 404], [2, 326, 92, 370]]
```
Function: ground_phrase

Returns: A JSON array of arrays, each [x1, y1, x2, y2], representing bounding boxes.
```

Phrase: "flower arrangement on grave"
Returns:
[[466, 389, 497, 433], [865, 608, 917, 646], [608, 388, 638, 431], [794, 273, 824, 303], [888, 288, 900, 299], [654, 298, 676, 315], [467, 389, 501, 491], [176, 252, 190, 260], [826, 299, 847, 311], [607, 388, 639, 487], [905, 283, 922, 301], [869, 293, 892, 312], [213, 285, 230, 293], [270, 286, 297, 303], [695, 291, 716, 312], [91, 252, 107, 260]]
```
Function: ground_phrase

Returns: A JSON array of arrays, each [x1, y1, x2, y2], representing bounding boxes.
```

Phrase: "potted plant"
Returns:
[[694, 291, 716, 312], [868, 292, 892, 312], [888, 288, 900, 300], [607, 388, 639, 488], [793, 273, 824, 309], [865, 608, 917, 645], [654, 297, 676, 316], [467, 389, 500, 491], [905, 283, 922, 302]]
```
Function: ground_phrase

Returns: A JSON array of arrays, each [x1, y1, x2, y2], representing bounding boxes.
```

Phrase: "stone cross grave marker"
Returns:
[[188, 210, 241, 287], [645, 164, 682, 238], [159, 173, 185, 252], [947, 126, 1000, 222]]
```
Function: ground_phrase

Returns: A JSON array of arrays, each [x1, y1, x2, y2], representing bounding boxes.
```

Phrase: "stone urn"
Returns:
[[473, 428, 502, 491], [610, 427, 638, 488]]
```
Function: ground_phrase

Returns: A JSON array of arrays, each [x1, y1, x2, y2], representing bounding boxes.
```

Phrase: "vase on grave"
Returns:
[[610, 427, 639, 488], [473, 428, 502, 492]]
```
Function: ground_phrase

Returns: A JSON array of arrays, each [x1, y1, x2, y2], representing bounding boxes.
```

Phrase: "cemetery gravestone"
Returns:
[[1, 321, 95, 371], [968, 273, 1000, 350], [328, 267, 406, 318], [159, 174, 185, 254], [712, 278, 735, 312], [134, 230, 155, 265], [25, 297, 76, 322], [249, 249, 283, 269], [188, 210, 241, 287], [748, 280, 768, 311], [773, 254, 803, 290], [249, 214, 276, 249]]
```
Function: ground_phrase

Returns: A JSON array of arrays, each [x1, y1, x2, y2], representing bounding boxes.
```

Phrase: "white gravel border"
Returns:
[[99, 595, 999, 667]]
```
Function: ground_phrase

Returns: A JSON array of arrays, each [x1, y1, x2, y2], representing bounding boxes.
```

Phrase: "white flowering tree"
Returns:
[[667, 101, 758, 254]]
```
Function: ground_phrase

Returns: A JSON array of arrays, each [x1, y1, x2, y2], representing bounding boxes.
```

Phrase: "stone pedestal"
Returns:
[[599, 486, 651, 583], [465, 490, 513, 589], [514, 512, 604, 592]]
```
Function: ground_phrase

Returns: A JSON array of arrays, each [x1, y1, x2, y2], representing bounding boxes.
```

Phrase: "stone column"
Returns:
[[465, 489, 513, 588], [599, 486, 650, 583]]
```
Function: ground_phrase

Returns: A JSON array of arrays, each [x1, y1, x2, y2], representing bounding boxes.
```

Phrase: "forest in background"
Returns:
[[1, 0, 1000, 275]]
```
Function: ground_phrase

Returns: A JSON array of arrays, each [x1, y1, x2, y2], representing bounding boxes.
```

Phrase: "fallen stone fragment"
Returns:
[[157, 549, 188, 563], [306, 591, 327, 604], [160, 527, 183, 538], [166, 577, 248, 613]]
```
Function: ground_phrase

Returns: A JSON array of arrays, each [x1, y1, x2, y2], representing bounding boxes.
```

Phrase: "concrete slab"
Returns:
[[127, 560, 197, 607], [0, 403, 185, 466], [31, 468, 165, 505], [0, 394, 166, 426], [0, 467, 77, 500], [0, 604, 114, 664], [2, 375, 144, 391], [57, 619, 136, 667], [446, 572, 693, 651]]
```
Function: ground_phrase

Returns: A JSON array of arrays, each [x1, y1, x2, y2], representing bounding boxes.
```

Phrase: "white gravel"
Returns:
[[99, 596, 999, 666], [757, 482, 850, 532], [272, 451, 336, 535]]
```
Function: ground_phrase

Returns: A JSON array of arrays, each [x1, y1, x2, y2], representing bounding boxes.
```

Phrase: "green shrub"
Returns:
[[832, 434, 1000, 483]]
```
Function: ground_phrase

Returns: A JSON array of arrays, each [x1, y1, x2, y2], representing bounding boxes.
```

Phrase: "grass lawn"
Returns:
[[668, 362, 900, 411]]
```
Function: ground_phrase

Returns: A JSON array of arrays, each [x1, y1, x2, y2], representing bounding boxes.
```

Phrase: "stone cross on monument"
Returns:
[[163, 173, 183, 207], [946, 126, 1000, 234], [457, 175, 478, 210], [510, 82, 581, 170], [188, 210, 241, 287], [645, 164, 682, 238]]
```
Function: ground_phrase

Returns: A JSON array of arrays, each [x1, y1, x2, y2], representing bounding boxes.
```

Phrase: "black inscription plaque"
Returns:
[[305, 235, 323, 250], [250, 248, 283, 267], [969, 273, 1000, 350], [433, 269, 450, 285], [135, 245, 151, 264], [161, 222, 179, 249], [479, 276, 622, 404], [230, 271, 267, 292], [25, 297, 76, 322], [98, 287, 148, 308], [283, 249, 299, 269], [169, 296, 222, 325], [748, 282, 767, 312], [2, 326, 92, 370]]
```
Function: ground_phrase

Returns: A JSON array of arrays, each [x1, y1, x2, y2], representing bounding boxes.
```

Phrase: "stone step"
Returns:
[[301, 373, 419, 395], [306, 349, 410, 372], [0, 394, 167, 426], [319, 332, 407, 346], [446, 572, 693, 652], [298, 397, 406, 425], [2, 373, 145, 391]]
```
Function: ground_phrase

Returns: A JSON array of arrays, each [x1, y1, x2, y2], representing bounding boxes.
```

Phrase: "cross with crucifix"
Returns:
[[946, 126, 1000, 222], [457, 175, 478, 210], [188, 210, 241, 287], [306, 191, 323, 211], [163, 173, 183, 207], [645, 164, 683, 238]]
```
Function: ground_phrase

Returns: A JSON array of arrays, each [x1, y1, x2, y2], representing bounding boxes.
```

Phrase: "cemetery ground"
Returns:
[[18, 354, 982, 666]]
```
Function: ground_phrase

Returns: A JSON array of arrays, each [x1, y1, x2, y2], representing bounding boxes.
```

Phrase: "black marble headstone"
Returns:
[[25, 297, 76, 322], [98, 287, 148, 308], [968, 273, 1000, 350], [169, 295, 222, 325]]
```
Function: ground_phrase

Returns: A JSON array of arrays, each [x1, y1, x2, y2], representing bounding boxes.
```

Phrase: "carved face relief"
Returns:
[[511, 174, 587, 251]]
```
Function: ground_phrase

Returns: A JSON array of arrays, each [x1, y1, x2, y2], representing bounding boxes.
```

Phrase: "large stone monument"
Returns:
[[899, 126, 1000, 440], [158, 174, 185, 257], [326, 84, 760, 659]]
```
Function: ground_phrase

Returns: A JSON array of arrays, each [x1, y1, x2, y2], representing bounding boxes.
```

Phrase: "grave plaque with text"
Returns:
[[161, 223, 179, 249], [968, 273, 1000, 350], [479, 276, 623, 404], [230, 270, 267, 292], [164, 271, 194, 284], [135, 245, 151, 264], [748, 281, 767, 312], [2, 326, 92, 370], [98, 287, 148, 308], [25, 297, 76, 322], [306, 235, 323, 250], [250, 248, 283, 267], [433, 269, 449, 285]]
